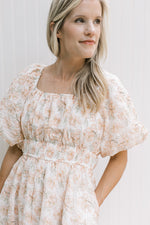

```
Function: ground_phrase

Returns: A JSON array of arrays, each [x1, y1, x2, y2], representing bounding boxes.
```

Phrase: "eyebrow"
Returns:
[[74, 15, 102, 19]]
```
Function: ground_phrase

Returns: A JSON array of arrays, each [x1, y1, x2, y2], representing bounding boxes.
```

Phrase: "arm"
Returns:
[[95, 150, 128, 207], [0, 145, 23, 193]]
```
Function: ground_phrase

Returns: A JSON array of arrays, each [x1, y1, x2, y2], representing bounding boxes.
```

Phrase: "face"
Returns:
[[55, 0, 102, 60]]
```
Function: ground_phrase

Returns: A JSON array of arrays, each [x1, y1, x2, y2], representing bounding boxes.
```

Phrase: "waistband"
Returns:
[[22, 139, 98, 171]]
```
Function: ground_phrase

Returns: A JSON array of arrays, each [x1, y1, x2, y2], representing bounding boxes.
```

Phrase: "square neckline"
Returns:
[[35, 64, 75, 97]]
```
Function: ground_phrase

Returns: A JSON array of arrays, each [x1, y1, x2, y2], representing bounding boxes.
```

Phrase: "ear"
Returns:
[[50, 22, 62, 39], [56, 30, 62, 39], [50, 21, 55, 32]]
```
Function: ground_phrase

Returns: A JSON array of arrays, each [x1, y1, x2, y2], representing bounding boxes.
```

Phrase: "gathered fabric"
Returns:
[[0, 63, 149, 224]]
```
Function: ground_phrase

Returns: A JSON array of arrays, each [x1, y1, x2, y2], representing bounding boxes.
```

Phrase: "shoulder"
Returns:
[[102, 69, 128, 98], [16, 63, 45, 80], [10, 63, 45, 89], [4, 63, 45, 100], [102, 69, 122, 85]]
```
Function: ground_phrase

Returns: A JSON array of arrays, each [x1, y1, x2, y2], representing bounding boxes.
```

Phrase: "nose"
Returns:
[[84, 21, 96, 36]]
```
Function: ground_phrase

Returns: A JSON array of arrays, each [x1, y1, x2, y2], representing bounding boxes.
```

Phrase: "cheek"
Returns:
[[96, 26, 101, 34], [63, 24, 82, 41], [95, 30, 101, 42]]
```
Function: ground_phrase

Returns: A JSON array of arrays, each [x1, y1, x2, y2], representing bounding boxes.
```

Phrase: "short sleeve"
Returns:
[[0, 63, 38, 149], [99, 72, 150, 158]]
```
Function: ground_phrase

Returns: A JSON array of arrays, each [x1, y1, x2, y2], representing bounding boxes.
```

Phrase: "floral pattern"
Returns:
[[0, 63, 149, 224]]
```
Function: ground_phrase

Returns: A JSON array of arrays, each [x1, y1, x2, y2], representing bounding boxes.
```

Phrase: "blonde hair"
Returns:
[[46, 0, 110, 114]]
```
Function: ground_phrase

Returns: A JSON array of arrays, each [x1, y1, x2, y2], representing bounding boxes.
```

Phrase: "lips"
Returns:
[[80, 40, 95, 45], [80, 40, 95, 44]]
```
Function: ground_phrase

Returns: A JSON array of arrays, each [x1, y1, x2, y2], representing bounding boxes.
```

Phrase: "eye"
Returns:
[[75, 18, 84, 23], [95, 19, 102, 24], [75, 18, 102, 24]]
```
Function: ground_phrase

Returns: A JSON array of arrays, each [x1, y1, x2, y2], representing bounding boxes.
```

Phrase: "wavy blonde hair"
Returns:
[[46, 0, 110, 114]]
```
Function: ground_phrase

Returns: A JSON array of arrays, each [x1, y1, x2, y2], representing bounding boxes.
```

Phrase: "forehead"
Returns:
[[68, 0, 102, 18]]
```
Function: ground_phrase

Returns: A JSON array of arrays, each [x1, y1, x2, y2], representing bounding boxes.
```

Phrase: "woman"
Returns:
[[0, 0, 149, 224]]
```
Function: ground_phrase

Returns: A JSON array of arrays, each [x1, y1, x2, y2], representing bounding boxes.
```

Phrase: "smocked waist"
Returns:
[[22, 139, 98, 171]]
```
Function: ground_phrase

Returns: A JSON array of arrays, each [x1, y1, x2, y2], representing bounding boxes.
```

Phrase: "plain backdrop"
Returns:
[[0, 0, 150, 224]]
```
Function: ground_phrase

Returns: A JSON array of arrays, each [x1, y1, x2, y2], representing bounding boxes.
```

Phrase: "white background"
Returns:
[[0, 0, 150, 224]]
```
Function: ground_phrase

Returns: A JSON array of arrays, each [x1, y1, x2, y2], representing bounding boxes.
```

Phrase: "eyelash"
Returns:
[[75, 18, 102, 24]]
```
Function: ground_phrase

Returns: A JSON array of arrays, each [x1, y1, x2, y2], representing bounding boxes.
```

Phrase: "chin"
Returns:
[[83, 53, 95, 58]]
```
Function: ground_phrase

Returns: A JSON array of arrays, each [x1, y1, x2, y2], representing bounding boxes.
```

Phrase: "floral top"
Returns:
[[0, 63, 149, 225]]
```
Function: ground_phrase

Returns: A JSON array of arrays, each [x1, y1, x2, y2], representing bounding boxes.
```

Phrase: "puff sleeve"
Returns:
[[0, 64, 37, 149], [99, 71, 149, 158]]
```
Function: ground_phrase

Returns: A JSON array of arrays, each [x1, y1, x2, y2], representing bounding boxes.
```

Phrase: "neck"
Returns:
[[53, 58, 85, 82]]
